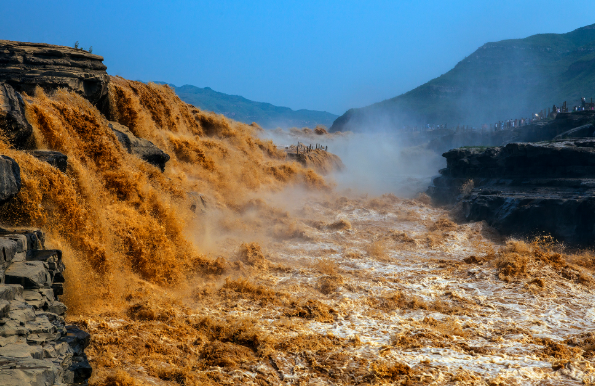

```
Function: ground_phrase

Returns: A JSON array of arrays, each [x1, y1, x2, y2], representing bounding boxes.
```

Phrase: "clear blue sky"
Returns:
[[2, 1, 594, 115]]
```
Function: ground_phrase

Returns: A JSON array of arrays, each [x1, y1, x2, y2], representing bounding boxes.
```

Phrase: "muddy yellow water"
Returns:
[[1, 78, 594, 385], [75, 192, 595, 385]]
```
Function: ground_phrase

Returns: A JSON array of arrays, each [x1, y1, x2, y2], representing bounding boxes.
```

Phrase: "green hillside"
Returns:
[[162, 83, 337, 129], [330, 24, 595, 132]]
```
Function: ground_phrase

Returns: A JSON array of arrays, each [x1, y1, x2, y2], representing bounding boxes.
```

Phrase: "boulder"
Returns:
[[0, 83, 33, 148], [109, 121, 170, 172], [427, 138, 595, 245], [26, 150, 67, 173], [0, 40, 109, 105], [0, 155, 21, 204]]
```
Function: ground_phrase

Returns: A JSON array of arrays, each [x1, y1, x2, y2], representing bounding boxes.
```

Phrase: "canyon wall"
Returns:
[[428, 139, 595, 245]]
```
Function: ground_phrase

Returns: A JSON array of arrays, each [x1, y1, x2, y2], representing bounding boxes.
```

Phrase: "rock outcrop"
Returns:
[[109, 121, 170, 172], [428, 139, 595, 245], [0, 155, 21, 204], [0, 40, 109, 106], [553, 123, 595, 140], [0, 228, 91, 385], [0, 83, 33, 149], [27, 151, 68, 173], [513, 111, 595, 143], [427, 110, 595, 154]]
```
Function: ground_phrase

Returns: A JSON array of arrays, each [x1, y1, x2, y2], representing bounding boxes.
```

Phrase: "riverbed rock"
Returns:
[[26, 150, 67, 173], [0, 83, 33, 149], [0, 229, 91, 384], [0, 40, 109, 105], [427, 138, 595, 245], [109, 121, 170, 171], [0, 155, 21, 204]]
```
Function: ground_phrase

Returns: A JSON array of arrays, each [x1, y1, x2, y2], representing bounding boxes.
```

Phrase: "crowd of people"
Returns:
[[402, 97, 595, 133]]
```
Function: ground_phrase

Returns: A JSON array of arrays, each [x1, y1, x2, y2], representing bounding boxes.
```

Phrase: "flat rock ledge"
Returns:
[[0, 228, 91, 385], [428, 139, 595, 245]]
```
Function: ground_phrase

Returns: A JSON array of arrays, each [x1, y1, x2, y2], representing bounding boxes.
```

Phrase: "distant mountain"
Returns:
[[331, 24, 595, 132], [161, 83, 337, 129]]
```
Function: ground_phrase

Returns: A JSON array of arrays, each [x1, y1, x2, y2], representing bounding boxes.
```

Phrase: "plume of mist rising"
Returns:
[[262, 123, 445, 198]]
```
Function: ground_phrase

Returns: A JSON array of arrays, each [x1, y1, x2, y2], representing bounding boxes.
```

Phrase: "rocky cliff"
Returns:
[[428, 139, 595, 245], [0, 40, 113, 385], [0, 40, 109, 106], [0, 156, 91, 385]]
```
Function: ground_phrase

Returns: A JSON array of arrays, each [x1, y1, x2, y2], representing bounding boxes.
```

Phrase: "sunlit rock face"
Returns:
[[0, 40, 109, 105]]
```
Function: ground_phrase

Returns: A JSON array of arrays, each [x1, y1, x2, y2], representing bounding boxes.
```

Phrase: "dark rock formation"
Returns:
[[0, 40, 109, 105], [428, 139, 595, 245], [109, 121, 170, 172], [427, 111, 595, 154], [0, 229, 91, 385], [513, 111, 595, 143], [0, 155, 21, 203], [553, 123, 595, 140], [0, 83, 33, 149], [27, 150, 68, 173]]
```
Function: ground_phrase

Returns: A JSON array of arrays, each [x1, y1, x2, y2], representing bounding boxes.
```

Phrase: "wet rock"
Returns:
[[0, 83, 33, 148], [109, 121, 170, 172], [26, 150, 68, 173], [0, 40, 109, 106], [60, 326, 90, 356], [189, 192, 207, 213], [428, 138, 595, 245], [0, 155, 21, 204]]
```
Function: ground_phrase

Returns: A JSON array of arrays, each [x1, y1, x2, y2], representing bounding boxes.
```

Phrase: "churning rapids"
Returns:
[[4, 78, 595, 385]]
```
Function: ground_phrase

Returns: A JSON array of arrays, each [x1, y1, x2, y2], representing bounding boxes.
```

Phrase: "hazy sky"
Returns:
[[2, 1, 595, 114]]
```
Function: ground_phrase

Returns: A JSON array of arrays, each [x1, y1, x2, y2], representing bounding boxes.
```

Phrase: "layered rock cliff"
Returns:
[[428, 139, 595, 245], [0, 40, 109, 106], [0, 154, 91, 385], [0, 40, 111, 385]]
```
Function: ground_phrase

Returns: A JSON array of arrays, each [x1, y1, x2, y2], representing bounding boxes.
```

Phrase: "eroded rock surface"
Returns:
[[428, 139, 595, 245], [0, 155, 21, 204], [0, 40, 108, 105], [0, 229, 91, 385], [0, 83, 33, 149], [109, 121, 170, 172]]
